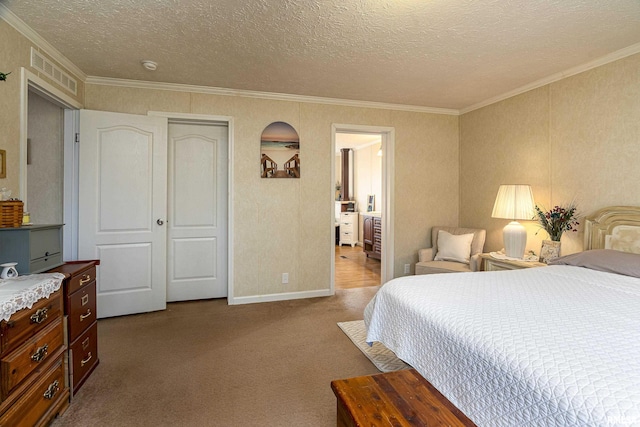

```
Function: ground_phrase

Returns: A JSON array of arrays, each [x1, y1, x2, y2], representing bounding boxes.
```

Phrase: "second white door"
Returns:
[[167, 122, 228, 301]]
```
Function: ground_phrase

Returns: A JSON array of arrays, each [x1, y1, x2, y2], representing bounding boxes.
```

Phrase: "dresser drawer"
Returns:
[[1, 317, 64, 399], [0, 290, 62, 355], [30, 253, 63, 274], [340, 222, 355, 233], [69, 322, 98, 393], [340, 231, 354, 239], [68, 281, 97, 342], [340, 212, 358, 226], [68, 265, 96, 294], [0, 353, 67, 427], [29, 227, 62, 262]]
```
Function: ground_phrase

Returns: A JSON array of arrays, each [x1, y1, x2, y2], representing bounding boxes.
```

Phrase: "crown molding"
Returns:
[[0, 4, 87, 81], [85, 76, 460, 115], [460, 42, 640, 115]]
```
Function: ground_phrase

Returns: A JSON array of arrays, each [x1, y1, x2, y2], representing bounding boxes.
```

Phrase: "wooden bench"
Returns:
[[330, 369, 476, 427]]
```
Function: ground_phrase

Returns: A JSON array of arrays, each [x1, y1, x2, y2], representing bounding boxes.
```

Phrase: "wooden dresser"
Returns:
[[48, 261, 99, 396], [0, 284, 69, 425], [362, 215, 381, 260]]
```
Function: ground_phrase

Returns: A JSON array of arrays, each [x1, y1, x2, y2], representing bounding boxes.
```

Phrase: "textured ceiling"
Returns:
[[3, 0, 640, 110]]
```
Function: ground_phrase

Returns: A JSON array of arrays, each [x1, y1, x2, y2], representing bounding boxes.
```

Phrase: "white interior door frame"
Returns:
[[19, 67, 83, 260], [148, 111, 235, 304], [331, 123, 395, 290]]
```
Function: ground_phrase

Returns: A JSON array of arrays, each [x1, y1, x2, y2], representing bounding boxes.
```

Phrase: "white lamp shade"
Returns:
[[491, 185, 535, 220]]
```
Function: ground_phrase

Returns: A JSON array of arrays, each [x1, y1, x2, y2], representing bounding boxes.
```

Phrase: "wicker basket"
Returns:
[[0, 201, 24, 228]]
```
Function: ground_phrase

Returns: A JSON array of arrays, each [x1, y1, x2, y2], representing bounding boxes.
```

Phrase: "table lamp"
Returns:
[[491, 184, 535, 258]]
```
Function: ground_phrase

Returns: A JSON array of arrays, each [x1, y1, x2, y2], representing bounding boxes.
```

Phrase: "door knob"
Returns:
[[157, 219, 164, 226]]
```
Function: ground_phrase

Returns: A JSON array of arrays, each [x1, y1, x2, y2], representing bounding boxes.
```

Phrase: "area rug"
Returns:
[[338, 320, 411, 372]]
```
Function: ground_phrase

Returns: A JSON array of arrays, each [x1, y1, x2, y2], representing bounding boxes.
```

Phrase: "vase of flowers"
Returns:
[[534, 203, 580, 263], [534, 204, 580, 241]]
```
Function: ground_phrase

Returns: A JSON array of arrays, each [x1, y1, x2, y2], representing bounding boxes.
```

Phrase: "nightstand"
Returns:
[[479, 253, 546, 271]]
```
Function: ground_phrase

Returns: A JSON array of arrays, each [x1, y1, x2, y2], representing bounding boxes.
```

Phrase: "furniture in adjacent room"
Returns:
[[362, 214, 381, 260], [338, 212, 358, 247], [0, 273, 69, 425], [0, 224, 64, 275], [335, 202, 357, 245], [331, 369, 475, 427], [47, 261, 100, 396], [415, 226, 485, 274], [478, 253, 546, 271]]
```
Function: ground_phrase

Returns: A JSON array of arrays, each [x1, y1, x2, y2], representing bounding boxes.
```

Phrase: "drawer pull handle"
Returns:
[[43, 380, 59, 400], [81, 352, 92, 367], [80, 309, 92, 321], [79, 274, 91, 285], [31, 344, 49, 362], [30, 308, 48, 324]]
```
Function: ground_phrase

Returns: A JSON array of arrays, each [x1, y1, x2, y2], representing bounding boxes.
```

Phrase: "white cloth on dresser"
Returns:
[[0, 273, 65, 321]]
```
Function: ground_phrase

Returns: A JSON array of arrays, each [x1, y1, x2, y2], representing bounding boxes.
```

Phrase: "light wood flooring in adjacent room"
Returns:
[[335, 245, 381, 289]]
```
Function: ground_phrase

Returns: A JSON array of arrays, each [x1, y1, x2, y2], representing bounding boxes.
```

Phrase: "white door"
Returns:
[[78, 110, 168, 318], [167, 122, 228, 301]]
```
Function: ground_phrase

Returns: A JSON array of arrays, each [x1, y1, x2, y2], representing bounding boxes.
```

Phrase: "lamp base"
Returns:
[[503, 221, 527, 259]]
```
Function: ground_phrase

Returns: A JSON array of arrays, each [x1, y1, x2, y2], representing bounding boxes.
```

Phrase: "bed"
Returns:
[[364, 206, 640, 426]]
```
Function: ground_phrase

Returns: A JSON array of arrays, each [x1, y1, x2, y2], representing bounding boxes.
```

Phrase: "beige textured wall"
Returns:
[[392, 111, 460, 273], [27, 91, 64, 223], [460, 53, 640, 256], [85, 85, 460, 297], [0, 20, 84, 198]]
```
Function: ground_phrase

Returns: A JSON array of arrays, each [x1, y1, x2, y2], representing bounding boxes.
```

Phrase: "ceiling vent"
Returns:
[[30, 48, 77, 95]]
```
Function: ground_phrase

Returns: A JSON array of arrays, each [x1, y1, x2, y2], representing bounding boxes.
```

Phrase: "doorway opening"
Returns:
[[19, 68, 82, 260], [331, 124, 395, 291]]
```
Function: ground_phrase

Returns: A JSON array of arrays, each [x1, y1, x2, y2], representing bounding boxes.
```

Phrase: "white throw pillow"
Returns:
[[434, 230, 474, 264]]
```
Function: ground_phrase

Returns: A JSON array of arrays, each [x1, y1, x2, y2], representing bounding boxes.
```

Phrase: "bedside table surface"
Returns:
[[479, 253, 547, 270]]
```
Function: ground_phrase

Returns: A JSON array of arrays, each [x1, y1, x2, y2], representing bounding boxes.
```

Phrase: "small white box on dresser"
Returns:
[[339, 212, 359, 247]]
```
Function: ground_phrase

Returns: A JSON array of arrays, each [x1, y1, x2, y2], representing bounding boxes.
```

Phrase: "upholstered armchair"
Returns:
[[415, 226, 486, 274]]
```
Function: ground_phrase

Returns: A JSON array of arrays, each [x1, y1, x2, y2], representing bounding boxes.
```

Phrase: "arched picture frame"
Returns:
[[260, 122, 300, 178]]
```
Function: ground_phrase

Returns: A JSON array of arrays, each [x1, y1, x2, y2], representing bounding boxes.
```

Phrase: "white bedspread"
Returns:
[[364, 266, 640, 426]]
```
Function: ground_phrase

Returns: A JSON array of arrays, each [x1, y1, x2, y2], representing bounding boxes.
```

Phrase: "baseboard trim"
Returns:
[[229, 289, 333, 305]]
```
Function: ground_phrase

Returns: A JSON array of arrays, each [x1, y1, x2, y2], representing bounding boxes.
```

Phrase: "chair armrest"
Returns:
[[418, 248, 435, 262], [470, 253, 481, 271]]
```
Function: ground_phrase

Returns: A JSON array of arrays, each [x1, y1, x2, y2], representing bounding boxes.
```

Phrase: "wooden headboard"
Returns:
[[584, 206, 640, 253]]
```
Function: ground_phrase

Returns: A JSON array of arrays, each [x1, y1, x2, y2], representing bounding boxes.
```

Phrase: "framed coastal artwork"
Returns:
[[260, 122, 300, 178]]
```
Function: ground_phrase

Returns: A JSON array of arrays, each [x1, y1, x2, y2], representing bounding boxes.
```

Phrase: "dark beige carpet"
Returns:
[[51, 286, 380, 427]]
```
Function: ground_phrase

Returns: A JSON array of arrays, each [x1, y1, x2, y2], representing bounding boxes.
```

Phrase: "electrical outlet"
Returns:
[[282, 273, 289, 284], [404, 264, 410, 274]]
